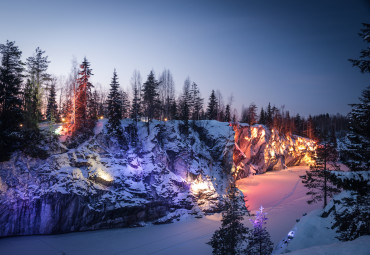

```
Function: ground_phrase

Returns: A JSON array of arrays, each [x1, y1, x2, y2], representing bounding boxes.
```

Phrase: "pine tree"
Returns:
[[300, 139, 340, 208], [46, 80, 58, 121], [107, 70, 124, 139], [245, 206, 273, 255], [74, 57, 94, 133], [25, 47, 50, 125], [259, 107, 266, 125], [0, 41, 24, 161], [207, 90, 218, 120], [208, 182, 249, 255], [349, 23, 370, 73], [142, 71, 160, 133], [225, 104, 231, 122], [266, 103, 272, 127], [190, 82, 203, 121], [344, 86, 370, 171]]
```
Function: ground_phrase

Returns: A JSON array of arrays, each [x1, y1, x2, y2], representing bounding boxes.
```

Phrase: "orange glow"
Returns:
[[164, 118, 168, 121], [100, 116, 104, 120], [19, 123, 23, 128], [62, 118, 66, 122]]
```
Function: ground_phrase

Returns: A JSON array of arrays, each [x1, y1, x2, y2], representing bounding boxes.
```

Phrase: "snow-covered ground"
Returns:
[[0, 166, 326, 254], [236, 166, 322, 244]]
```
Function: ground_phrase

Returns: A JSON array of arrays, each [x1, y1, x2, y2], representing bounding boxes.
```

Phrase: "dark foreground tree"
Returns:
[[343, 86, 370, 171], [245, 206, 273, 255], [0, 41, 24, 161], [300, 139, 340, 208], [208, 182, 249, 255], [107, 69, 124, 140]]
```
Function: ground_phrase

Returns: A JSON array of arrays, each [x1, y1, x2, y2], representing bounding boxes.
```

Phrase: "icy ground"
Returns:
[[0, 166, 340, 254]]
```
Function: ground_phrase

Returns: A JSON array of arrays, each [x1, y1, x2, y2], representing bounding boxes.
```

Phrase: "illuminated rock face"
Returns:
[[0, 120, 233, 236], [233, 124, 315, 179], [0, 120, 314, 237]]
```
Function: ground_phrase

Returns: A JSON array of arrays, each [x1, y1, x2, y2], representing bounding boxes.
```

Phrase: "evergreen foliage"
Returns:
[[190, 82, 203, 121], [208, 182, 249, 255], [0, 40, 24, 161], [349, 23, 370, 73], [142, 71, 160, 133], [46, 80, 58, 121], [74, 57, 94, 133], [300, 139, 340, 208], [179, 78, 191, 134], [207, 90, 218, 120], [107, 70, 124, 139], [225, 104, 231, 122], [245, 206, 273, 255], [25, 47, 50, 127], [344, 86, 370, 171]]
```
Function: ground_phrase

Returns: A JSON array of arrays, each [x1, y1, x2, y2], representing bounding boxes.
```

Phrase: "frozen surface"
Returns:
[[0, 166, 323, 254]]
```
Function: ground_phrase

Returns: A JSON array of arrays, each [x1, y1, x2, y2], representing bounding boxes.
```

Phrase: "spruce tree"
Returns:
[[245, 206, 273, 255], [74, 57, 93, 133], [225, 104, 231, 122], [207, 90, 218, 120], [25, 47, 50, 126], [344, 86, 370, 171], [208, 182, 249, 255], [300, 139, 340, 208], [259, 107, 266, 125], [142, 71, 160, 133], [0, 41, 24, 161], [107, 70, 124, 139], [46, 81, 58, 121], [190, 82, 203, 121]]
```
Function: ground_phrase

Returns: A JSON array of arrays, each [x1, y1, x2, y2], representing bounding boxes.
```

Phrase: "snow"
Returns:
[[236, 166, 321, 244], [279, 235, 370, 255], [0, 166, 326, 254]]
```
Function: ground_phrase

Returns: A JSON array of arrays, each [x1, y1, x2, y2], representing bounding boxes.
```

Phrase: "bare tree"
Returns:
[[158, 69, 175, 120]]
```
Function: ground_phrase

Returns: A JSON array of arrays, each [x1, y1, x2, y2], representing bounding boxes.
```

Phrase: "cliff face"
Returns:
[[0, 120, 315, 237], [0, 120, 233, 237], [233, 124, 315, 179]]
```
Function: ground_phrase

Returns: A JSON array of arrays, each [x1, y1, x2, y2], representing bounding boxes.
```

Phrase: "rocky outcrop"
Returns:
[[0, 120, 314, 237], [0, 120, 233, 237], [233, 124, 315, 179]]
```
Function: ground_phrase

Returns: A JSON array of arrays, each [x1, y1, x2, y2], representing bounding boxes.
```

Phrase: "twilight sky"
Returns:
[[1, 0, 369, 117]]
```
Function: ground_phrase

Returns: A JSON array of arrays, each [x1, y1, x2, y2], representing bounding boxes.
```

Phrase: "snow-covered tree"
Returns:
[[107, 70, 124, 139], [343, 86, 370, 171], [245, 206, 273, 255], [208, 182, 249, 255]]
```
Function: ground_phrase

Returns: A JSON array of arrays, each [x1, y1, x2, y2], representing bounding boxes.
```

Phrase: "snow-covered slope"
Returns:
[[0, 120, 233, 237], [0, 120, 316, 237]]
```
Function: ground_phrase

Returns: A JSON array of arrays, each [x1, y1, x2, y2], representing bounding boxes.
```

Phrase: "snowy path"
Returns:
[[0, 166, 320, 254]]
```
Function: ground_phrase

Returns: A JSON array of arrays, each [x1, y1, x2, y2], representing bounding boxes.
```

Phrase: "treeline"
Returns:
[[0, 40, 348, 160]]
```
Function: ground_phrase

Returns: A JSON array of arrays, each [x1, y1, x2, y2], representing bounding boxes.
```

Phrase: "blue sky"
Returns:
[[1, 0, 369, 117]]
